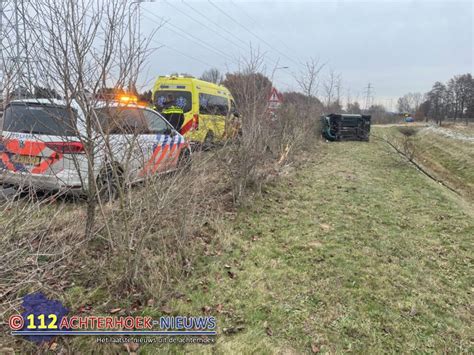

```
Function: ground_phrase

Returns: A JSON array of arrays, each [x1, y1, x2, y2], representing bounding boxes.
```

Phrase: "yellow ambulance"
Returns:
[[152, 75, 238, 143]]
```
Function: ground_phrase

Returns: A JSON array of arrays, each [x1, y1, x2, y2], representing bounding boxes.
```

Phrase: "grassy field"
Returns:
[[439, 122, 474, 135], [140, 129, 473, 353], [376, 125, 473, 202], [414, 128, 474, 202], [3, 127, 473, 353]]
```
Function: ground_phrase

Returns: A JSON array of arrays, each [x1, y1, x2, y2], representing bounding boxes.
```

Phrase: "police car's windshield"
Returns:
[[154, 91, 192, 113], [3, 103, 78, 136], [94, 107, 170, 135]]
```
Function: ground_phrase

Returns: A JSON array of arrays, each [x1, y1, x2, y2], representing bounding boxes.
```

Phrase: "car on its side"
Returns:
[[0, 98, 191, 198], [321, 113, 371, 142]]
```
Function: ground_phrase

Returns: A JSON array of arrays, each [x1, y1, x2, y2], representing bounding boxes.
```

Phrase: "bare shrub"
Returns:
[[375, 127, 420, 165], [394, 127, 419, 161], [1, 19, 321, 352], [221, 50, 273, 201], [0, 151, 232, 319], [398, 126, 418, 137], [84, 151, 232, 298], [220, 52, 322, 202], [271, 103, 321, 163], [21, 0, 158, 240]]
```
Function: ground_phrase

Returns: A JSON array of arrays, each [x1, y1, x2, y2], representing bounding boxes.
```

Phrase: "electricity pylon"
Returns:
[[1, 0, 37, 108]]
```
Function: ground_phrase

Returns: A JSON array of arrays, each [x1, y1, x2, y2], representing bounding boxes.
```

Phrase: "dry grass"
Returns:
[[0, 100, 321, 352], [156, 133, 473, 354], [397, 126, 419, 137], [379, 126, 474, 203]]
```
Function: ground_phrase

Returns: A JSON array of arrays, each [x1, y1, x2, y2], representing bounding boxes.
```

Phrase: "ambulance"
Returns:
[[152, 75, 239, 143]]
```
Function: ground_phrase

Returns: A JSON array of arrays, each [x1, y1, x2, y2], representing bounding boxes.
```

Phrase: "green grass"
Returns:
[[142, 133, 473, 353], [414, 130, 474, 202], [376, 125, 473, 202], [440, 123, 474, 135], [3, 128, 473, 353]]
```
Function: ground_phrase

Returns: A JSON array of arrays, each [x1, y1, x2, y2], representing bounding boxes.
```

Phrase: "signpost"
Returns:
[[267, 87, 283, 112]]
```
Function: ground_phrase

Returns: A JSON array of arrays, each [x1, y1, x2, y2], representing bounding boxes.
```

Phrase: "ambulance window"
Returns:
[[154, 91, 192, 113], [199, 93, 229, 115]]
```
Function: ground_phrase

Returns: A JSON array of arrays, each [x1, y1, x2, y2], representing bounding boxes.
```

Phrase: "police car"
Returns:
[[0, 97, 191, 197]]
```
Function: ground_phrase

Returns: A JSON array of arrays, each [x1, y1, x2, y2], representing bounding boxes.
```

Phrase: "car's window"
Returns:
[[3, 103, 78, 136], [94, 107, 149, 134], [199, 93, 229, 116], [154, 90, 192, 113], [143, 110, 170, 134]]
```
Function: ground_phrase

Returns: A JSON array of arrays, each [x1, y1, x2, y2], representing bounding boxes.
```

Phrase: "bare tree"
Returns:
[[24, 0, 157, 238], [322, 68, 341, 112], [200, 67, 224, 84], [367, 103, 387, 123], [449, 74, 474, 122], [411, 92, 423, 112], [397, 92, 423, 114], [427, 82, 447, 124], [294, 57, 325, 100], [347, 101, 362, 114]]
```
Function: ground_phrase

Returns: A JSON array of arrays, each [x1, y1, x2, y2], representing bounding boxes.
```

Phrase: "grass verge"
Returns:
[[147, 132, 473, 353]]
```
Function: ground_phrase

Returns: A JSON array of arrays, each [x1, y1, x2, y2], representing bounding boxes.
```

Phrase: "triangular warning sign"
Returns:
[[268, 88, 282, 103]]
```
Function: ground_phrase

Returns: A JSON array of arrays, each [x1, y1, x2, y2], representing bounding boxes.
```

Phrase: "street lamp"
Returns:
[[272, 66, 289, 80], [271, 66, 289, 92], [128, 0, 155, 92]]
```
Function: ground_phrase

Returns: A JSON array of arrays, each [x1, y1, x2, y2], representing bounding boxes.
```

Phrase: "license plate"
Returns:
[[12, 155, 41, 165]]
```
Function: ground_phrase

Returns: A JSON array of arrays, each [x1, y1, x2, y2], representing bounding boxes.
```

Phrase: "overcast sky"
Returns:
[[138, 0, 473, 110]]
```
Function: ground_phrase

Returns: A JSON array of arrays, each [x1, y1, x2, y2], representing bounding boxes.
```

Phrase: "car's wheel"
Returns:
[[177, 149, 192, 171], [203, 131, 214, 150], [13, 184, 38, 200], [97, 166, 122, 202]]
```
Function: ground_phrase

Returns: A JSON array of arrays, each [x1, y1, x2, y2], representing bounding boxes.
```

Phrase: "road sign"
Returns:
[[268, 87, 283, 110]]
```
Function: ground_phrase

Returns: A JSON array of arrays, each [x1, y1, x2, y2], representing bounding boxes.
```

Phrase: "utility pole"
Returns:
[[1, 0, 37, 106], [1, 0, 21, 105], [364, 83, 373, 111], [13, 0, 21, 95], [1, 0, 7, 109], [128, 0, 154, 94]]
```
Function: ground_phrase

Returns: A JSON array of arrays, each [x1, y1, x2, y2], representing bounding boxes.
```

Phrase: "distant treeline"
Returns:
[[398, 73, 473, 124], [13, 71, 471, 126]]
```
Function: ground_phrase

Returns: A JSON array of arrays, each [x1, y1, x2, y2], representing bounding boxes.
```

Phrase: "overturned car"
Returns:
[[321, 113, 371, 142]]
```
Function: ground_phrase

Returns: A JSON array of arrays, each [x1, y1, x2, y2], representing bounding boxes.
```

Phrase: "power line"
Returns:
[[142, 12, 240, 67], [83, 9, 229, 79], [163, 0, 287, 72], [229, 0, 297, 57], [166, 0, 248, 53], [136, 2, 297, 89], [1, 0, 40, 101], [364, 83, 373, 110], [154, 40, 211, 67], [208, 0, 300, 67], [182, 0, 248, 47]]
